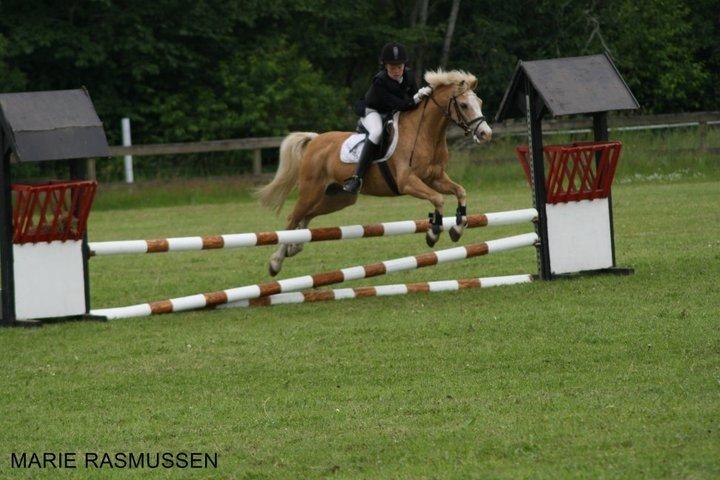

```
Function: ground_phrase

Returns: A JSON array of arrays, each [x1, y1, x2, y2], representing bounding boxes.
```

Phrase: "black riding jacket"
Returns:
[[361, 69, 419, 115]]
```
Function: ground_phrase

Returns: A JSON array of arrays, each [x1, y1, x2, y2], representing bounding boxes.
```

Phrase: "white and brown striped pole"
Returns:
[[88, 208, 537, 256], [90, 232, 538, 320], [219, 274, 533, 309]]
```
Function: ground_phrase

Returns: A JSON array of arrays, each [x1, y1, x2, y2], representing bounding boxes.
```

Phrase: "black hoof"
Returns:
[[425, 232, 439, 248], [449, 227, 462, 242]]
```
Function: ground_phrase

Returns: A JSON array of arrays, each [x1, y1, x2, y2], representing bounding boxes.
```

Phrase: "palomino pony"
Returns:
[[257, 69, 492, 276]]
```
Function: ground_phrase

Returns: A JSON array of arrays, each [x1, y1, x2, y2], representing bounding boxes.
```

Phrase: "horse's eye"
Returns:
[[460, 103, 468, 109]]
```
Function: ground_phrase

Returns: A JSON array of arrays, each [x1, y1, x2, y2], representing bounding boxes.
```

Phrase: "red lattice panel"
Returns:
[[515, 141, 622, 204], [12, 180, 97, 244]]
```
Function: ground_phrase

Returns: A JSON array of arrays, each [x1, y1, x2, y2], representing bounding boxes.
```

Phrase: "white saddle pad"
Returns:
[[340, 112, 400, 164]]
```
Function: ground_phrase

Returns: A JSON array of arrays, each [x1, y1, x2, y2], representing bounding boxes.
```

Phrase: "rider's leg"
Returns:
[[342, 110, 382, 194]]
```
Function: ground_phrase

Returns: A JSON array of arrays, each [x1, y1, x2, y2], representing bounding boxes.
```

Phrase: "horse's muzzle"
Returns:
[[474, 124, 492, 144]]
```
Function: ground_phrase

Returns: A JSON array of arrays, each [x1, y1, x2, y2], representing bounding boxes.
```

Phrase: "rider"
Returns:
[[342, 41, 432, 194]]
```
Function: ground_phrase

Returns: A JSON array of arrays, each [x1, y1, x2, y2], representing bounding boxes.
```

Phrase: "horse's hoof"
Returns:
[[425, 231, 439, 247], [449, 225, 463, 242], [268, 261, 281, 277]]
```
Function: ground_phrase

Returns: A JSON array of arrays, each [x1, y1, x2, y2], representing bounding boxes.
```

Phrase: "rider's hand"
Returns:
[[413, 86, 433, 104], [418, 86, 433, 97]]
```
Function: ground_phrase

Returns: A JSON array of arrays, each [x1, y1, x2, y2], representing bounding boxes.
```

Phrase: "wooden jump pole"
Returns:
[[218, 274, 533, 309], [88, 208, 538, 256], [90, 232, 538, 320]]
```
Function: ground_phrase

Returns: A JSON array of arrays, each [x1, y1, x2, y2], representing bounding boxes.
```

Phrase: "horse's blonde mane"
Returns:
[[424, 69, 477, 94]]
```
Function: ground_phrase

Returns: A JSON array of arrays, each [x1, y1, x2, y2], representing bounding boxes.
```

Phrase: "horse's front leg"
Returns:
[[431, 172, 467, 242], [397, 174, 445, 247]]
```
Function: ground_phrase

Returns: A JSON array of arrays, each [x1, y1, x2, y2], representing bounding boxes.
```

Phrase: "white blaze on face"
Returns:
[[465, 91, 492, 143]]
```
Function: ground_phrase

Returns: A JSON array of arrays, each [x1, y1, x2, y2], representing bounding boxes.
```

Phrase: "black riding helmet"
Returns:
[[379, 42, 409, 65]]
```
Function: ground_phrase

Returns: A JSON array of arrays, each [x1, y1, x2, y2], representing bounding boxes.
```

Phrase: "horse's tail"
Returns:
[[256, 132, 318, 214]]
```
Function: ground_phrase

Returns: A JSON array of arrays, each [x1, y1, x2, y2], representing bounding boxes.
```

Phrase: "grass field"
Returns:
[[1, 138, 719, 478]]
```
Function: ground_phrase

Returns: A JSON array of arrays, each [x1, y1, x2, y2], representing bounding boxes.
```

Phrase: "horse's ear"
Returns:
[[471, 79, 478, 90]]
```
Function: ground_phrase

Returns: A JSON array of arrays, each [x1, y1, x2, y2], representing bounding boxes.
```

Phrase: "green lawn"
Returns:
[[1, 165, 719, 478]]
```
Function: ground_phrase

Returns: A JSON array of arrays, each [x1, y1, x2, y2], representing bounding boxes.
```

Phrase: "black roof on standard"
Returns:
[[0, 88, 109, 162], [495, 53, 639, 122]]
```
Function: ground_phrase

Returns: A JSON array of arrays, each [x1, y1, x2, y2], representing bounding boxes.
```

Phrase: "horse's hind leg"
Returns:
[[268, 240, 290, 277], [285, 217, 308, 258], [431, 173, 467, 242], [287, 193, 358, 257], [268, 191, 357, 276], [268, 170, 354, 274], [268, 216, 308, 275], [268, 195, 315, 276]]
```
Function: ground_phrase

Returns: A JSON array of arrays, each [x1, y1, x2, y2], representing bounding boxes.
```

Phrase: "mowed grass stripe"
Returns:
[[0, 179, 718, 479]]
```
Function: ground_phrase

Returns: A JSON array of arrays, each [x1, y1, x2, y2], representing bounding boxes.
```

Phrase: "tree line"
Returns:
[[1, 0, 717, 146]]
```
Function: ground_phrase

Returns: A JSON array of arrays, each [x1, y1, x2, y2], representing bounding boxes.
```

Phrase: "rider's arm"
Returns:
[[372, 80, 418, 111], [402, 73, 432, 105], [405, 73, 419, 97]]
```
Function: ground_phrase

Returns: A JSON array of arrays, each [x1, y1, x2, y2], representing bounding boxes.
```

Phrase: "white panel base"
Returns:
[[13, 241, 87, 320], [546, 199, 613, 275]]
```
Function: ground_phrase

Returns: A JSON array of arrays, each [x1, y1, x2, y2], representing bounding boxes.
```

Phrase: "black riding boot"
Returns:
[[342, 139, 379, 194]]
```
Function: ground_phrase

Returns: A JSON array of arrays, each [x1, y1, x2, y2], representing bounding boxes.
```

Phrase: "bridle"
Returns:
[[407, 89, 487, 167], [428, 91, 487, 138]]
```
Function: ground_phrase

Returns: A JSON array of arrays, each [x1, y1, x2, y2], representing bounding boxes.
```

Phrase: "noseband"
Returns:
[[429, 92, 486, 138]]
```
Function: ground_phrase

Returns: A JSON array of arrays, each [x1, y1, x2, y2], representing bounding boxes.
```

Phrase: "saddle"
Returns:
[[339, 111, 400, 165]]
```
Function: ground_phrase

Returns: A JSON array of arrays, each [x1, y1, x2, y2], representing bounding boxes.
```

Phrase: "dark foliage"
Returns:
[[0, 0, 717, 146]]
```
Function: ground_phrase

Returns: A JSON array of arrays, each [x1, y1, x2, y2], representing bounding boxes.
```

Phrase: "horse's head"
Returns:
[[424, 69, 492, 144]]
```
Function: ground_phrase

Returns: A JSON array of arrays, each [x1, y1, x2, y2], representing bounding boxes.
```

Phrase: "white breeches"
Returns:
[[361, 109, 383, 144]]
